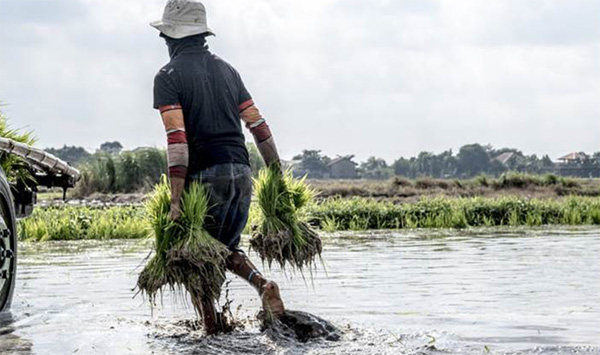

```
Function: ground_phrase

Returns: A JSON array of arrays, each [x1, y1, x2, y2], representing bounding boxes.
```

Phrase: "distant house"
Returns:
[[326, 156, 358, 179], [493, 152, 517, 166], [557, 152, 586, 164], [555, 152, 598, 178]]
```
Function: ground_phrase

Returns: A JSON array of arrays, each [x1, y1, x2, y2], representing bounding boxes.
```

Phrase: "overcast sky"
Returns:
[[0, 0, 598, 162]]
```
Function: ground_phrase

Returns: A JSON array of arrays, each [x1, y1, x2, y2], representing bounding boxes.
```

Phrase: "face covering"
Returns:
[[161, 33, 207, 59]]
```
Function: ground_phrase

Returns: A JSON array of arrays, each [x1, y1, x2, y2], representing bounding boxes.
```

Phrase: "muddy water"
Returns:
[[1, 228, 599, 354]]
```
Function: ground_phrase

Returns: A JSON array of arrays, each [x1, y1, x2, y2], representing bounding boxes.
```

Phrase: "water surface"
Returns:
[[1, 227, 599, 354]]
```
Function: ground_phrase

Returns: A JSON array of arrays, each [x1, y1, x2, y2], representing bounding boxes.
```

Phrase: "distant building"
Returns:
[[326, 156, 358, 179], [493, 152, 517, 166], [557, 152, 586, 164], [555, 152, 598, 178]]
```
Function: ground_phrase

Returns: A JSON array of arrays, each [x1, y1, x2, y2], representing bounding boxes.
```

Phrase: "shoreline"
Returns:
[[21, 195, 600, 241]]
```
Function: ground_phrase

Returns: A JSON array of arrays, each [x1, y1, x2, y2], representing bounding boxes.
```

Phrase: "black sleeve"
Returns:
[[239, 81, 252, 105], [153, 68, 180, 109], [234, 69, 252, 105]]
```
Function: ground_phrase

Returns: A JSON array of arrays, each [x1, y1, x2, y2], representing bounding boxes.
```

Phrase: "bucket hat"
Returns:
[[150, 0, 215, 39]]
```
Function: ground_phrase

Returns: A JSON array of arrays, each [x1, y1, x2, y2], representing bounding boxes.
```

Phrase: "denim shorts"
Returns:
[[188, 163, 252, 252]]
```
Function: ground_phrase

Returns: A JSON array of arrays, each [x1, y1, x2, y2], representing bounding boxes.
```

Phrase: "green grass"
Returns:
[[19, 196, 600, 241], [0, 108, 37, 186], [19, 205, 147, 241], [308, 196, 600, 231]]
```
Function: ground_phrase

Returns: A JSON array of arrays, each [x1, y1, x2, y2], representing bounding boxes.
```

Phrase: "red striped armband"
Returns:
[[239, 99, 254, 113], [239, 100, 263, 122], [167, 129, 188, 179], [249, 121, 272, 143], [239, 99, 272, 143]]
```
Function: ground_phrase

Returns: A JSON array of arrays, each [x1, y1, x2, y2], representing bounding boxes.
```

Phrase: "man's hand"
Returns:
[[239, 100, 281, 169], [169, 201, 182, 221], [169, 177, 185, 221]]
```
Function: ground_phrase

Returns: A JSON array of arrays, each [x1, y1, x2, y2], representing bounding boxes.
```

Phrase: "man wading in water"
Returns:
[[151, 0, 285, 334]]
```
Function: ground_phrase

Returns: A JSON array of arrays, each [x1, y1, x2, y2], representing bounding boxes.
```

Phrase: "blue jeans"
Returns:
[[188, 163, 252, 252]]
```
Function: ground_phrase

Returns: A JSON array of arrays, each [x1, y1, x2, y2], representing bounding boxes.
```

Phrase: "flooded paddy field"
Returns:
[[1, 228, 599, 354]]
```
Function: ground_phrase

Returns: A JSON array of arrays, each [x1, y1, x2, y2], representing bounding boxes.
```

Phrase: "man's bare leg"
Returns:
[[226, 252, 285, 318]]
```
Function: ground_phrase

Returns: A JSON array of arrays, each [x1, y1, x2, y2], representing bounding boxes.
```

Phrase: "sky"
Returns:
[[0, 0, 598, 163]]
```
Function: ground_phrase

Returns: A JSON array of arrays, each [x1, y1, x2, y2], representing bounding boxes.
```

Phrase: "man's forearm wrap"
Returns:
[[250, 121, 280, 166], [240, 100, 264, 126], [256, 136, 280, 167], [167, 129, 189, 179], [249, 121, 272, 143], [239, 100, 280, 166]]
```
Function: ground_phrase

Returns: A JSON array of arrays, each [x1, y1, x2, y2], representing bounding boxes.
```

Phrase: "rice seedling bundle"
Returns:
[[250, 166, 322, 270], [137, 177, 229, 307]]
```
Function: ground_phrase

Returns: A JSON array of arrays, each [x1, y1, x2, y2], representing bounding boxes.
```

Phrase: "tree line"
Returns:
[[44, 142, 600, 196], [46, 142, 262, 196], [292, 144, 600, 179]]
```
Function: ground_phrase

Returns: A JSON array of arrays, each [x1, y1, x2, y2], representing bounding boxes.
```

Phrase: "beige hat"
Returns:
[[150, 0, 215, 39]]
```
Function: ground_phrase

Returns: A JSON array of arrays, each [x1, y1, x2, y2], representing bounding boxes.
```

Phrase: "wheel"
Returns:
[[0, 168, 17, 313]]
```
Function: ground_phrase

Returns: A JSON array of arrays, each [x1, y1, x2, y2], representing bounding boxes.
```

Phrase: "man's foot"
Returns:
[[260, 281, 285, 320]]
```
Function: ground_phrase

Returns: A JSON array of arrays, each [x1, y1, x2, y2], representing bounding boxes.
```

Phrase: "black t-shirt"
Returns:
[[154, 43, 250, 174]]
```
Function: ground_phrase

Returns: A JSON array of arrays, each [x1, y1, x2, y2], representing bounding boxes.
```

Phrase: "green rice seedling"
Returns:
[[525, 211, 543, 226], [586, 204, 600, 224], [349, 215, 369, 231], [19, 193, 600, 243], [450, 209, 469, 229], [250, 166, 322, 271], [309, 195, 600, 230], [137, 177, 229, 309], [18, 205, 147, 241], [321, 217, 339, 233]]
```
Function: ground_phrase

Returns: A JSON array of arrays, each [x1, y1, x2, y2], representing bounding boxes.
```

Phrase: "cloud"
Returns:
[[0, 0, 598, 162], [1, 0, 87, 24]]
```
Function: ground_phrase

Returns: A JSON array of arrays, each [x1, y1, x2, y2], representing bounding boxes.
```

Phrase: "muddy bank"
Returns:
[[310, 177, 600, 203], [39, 174, 600, 206]]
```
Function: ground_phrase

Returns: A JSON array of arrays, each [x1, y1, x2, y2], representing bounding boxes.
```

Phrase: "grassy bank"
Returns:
[[19, 196, 600, 241]]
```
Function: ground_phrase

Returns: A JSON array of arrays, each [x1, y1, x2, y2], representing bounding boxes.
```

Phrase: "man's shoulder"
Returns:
[[210, 53, 239, 75], [155, 62, 178, 80]]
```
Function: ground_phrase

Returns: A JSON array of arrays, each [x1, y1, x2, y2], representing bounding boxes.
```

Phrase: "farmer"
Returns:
[[151, 0, 285, 334]]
